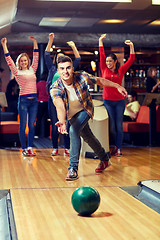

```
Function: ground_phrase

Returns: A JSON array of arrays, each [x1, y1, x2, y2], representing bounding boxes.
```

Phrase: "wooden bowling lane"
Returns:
[[1, 147, 160, 239], [10, 187, 160, 240], [0, 147, 160, 190]]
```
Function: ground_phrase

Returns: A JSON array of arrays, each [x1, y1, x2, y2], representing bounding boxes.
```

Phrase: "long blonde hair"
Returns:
[[16, 53, 31, 70]]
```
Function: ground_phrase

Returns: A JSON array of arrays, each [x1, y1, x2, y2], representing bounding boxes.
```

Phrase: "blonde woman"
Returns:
[[1, 36, 39, 156]]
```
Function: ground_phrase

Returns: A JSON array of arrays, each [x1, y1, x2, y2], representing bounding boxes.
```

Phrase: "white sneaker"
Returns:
[[22, 149, 29, 156], [51, 149, 58, 156], [64, 149, 70, 156], [27, 147, 36, 156]]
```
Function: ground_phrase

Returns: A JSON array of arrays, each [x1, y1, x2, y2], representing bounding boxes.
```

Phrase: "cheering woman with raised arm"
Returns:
[[1, 36, 39, 156], [45, 33, 81, 156], [99, 34, 135, 156]]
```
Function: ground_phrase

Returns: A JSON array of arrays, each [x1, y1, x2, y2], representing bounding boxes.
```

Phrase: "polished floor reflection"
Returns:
[[0, 147, 160, 239]]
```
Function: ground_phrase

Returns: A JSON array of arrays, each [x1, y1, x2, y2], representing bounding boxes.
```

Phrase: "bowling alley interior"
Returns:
[[0, 0, 160, 239]]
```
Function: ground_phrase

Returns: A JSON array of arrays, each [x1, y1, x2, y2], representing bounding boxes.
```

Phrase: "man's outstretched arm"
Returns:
[[53, 98, 68, 134], [96, 77, 128, 97]]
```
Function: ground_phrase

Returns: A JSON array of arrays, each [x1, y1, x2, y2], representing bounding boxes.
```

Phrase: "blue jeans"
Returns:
[[18, 97, 38, 149], [103, 99, 125, 149], [69, 110, 109, 171], [48, 96, 70, 149]]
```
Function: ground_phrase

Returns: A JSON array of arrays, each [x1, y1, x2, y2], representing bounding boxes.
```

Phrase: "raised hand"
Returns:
[[29, 36, 37, 42], [29, 36, 38, 49], [67, 41, 75, 47], [124, 40, 133, 46], [99, 34, 107, 41], [49, 33, 54, 41], [1, 37, 9, 54], [1, 37, 7, 45], [124, 40, 134, 54]]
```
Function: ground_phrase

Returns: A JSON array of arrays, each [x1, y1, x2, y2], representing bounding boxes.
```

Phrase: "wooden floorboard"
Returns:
[[0, 147, 160, 239]]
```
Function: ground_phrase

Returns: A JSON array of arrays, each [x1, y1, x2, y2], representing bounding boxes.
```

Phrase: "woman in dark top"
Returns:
[[45, 33, 81, 156], [146, 67, 160, 93]]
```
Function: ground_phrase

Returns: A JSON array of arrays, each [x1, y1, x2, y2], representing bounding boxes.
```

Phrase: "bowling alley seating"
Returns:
[[0, 111, 20, 146], [123, 106, 149, 133], [123, 105, 160, 145]]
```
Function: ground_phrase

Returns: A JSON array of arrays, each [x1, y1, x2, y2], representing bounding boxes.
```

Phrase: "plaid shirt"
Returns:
[[50, 71, 97, 119]]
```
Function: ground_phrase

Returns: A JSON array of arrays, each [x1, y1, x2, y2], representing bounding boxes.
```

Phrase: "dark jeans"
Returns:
[[103, 99, 125, 149], [18, 97, 38, 149], [69, 110, 109, 171], [48, 96, 70, 149], [35, 101, 49, 137]]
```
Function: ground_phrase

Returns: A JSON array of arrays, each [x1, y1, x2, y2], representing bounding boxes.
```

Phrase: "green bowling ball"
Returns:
[[71, 186, 100, 216]]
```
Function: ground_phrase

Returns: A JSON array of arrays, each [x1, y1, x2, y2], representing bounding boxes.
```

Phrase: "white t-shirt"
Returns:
[[63, 83, 83, 119]]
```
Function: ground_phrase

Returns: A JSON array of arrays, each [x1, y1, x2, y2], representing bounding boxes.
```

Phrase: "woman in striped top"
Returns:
[[1, 36, 39, 156]]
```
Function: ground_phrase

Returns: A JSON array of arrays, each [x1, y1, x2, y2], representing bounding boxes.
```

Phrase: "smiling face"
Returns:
[[19, 56, 29, 70], [58, 61, 74, 85], [106, 56, 117, 71], [17, 53, 30, 70]]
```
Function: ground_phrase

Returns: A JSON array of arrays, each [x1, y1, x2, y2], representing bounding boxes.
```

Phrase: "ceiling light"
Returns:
[[149, 20, 160, 25], [39, 17, 71, 27], [152, 0, 160, 5], [99, 19, 126, 23]]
